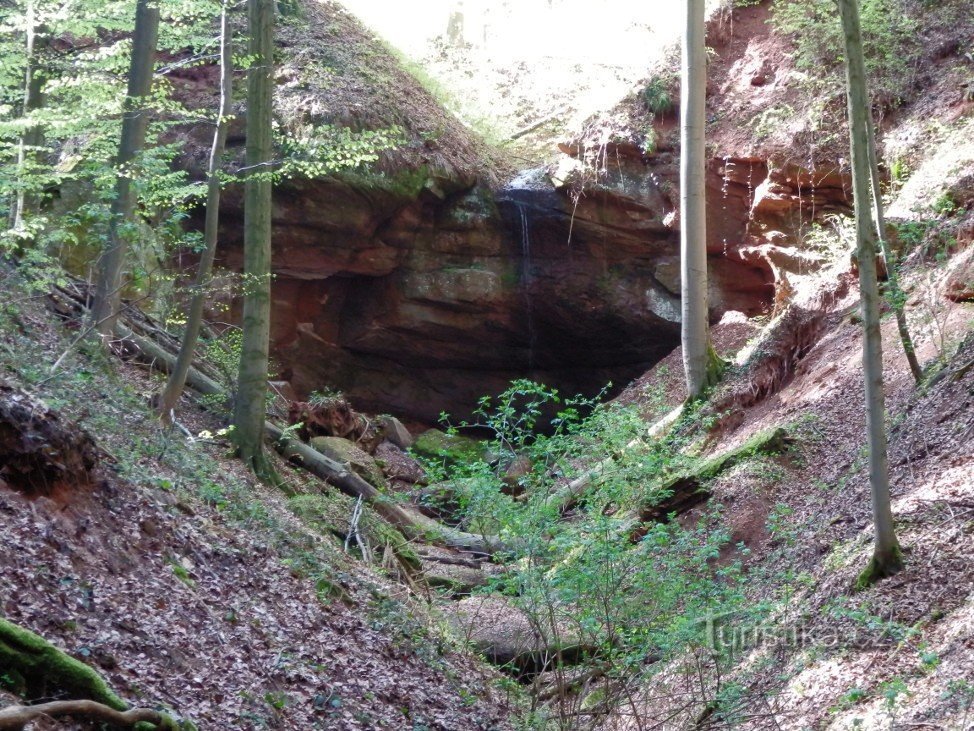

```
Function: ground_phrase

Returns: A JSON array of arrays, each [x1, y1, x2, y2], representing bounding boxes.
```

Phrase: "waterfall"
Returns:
[[517, 202, 538, 370], [721, 156, 731, 256]]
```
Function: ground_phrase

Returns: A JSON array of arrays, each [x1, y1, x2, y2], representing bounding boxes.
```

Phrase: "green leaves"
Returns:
[[274, 123, 405, 180], [422, 378, 750, 694], [772, 0, 920, 103]]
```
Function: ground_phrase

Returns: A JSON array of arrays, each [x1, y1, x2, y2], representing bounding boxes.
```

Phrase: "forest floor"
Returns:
[[0, 286, 518, 729], [2, 0, 973, 729]]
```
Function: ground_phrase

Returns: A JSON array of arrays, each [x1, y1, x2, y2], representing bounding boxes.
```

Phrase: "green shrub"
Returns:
[[642, 77, 674, 116], [427, 380, 753, 711], [771, 0, 919, 104]]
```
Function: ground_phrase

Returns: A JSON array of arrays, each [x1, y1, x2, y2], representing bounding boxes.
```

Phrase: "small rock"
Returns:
[[377, 414, 414, 449], [502, 456, 533, 494], [374, 441, 426, 484]]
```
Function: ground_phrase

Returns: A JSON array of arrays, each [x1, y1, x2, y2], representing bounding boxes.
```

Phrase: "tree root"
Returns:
[[708, 274, 854, 427], [0, 382, 98, 498], [0, 618, 183, 730], [0, 700, 177, 730], [0, 618, 126, 711]]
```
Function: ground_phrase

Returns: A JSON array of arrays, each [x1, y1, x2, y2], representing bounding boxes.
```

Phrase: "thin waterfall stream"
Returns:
[[517, 202, 538, 370]]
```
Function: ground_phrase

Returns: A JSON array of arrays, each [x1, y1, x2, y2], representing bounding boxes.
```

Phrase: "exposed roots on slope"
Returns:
[[0, 382, 98, 500], [0, 700, 178, 731], [709, 273, 853, 427], [0, 618, 184, 729]]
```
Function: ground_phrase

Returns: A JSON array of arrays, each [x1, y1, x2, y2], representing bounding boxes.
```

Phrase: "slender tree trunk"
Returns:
[[158, 1, 233, 424], [12, 1, 47, 232], [680, 0, 720, 399], [89, 0, 160, 343], [865, 122, 922, 383], [232, 0, 275, 477], [837, 0, 903, 586]]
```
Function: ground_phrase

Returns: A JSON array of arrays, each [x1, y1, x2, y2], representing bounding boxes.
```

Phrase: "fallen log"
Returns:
[[639, 427, 792, 523], [267, 424, 504, 556], [113, 324, 505, 556], [541, 404, 685, 516]]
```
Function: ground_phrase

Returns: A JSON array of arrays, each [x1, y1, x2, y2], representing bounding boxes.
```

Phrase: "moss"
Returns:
[[579, 685, 609, 711], [335, 166, 430, 201], [412, 429, 488, 468], [642, 428, 793, 522], [695, 427, 792, 480], [288, 493, 421, 572], [309, 436, 387, 490], [0, 616, 126, 710], [855, 544, 905, 590]]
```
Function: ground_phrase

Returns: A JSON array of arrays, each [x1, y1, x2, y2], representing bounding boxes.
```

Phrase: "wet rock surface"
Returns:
[[215, 145, 846, 423]]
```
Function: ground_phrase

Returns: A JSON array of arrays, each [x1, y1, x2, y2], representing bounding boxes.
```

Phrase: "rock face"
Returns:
[[187, 0, 858, 425], [215, 146, 847, 424]]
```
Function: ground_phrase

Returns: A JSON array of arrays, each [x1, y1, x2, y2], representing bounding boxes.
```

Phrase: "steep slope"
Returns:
[[0, 287, 515, 729]]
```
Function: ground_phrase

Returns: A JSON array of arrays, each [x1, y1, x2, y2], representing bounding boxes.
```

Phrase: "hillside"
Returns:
[[0, 0, 973, 729]]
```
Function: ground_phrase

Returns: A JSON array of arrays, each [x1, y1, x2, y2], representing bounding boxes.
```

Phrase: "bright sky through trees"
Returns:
[[344, 0, 684, 65]]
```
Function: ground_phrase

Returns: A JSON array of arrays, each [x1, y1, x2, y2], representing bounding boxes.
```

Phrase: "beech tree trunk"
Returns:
[[158, 1, 232, 424], [680, 0, 719, 398], [89, 0, 160, 342], [12, 0, 47, 231], [837, 0, 903, 585], [232, 0, 275, 476], [865, 122, 922, 383]]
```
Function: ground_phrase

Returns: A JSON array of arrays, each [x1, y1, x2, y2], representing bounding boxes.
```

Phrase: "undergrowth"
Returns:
[[415, 380, 772, 727]]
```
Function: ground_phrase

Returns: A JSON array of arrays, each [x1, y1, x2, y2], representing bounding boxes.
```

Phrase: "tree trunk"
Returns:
[[680, 0, 720, 399], [12, 0, 47, 232], [89, 0, 160, 343], [232, 0, 276, 477], [837, 0, 903, 586], [158, 1, 233, 424], [865, 122, 922, 383]]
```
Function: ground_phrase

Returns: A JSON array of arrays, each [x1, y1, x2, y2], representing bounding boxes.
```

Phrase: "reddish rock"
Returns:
[[213, 150, 844, 423], [945, 245, 974, 302]]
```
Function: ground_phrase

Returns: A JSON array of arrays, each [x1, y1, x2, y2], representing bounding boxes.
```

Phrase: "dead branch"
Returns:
[[112, 323, 506, 555]]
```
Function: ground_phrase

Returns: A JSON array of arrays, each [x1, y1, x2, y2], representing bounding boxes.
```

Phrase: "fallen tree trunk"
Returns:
[[267, 424, 504, 555], [0, 700, 176, 730], [114, 324, 505, 555], [708, 274, 853, 425], [638, 427, 792, 523], [542, 404, 686, 516]]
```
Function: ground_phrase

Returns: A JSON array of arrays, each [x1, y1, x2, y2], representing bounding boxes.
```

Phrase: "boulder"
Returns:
[[309, 436, 386, 489], [377, 414, 414, 450], [373, 441, 426, 484], [412, 429, 488, 467], [447, 595, 587, 672]]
